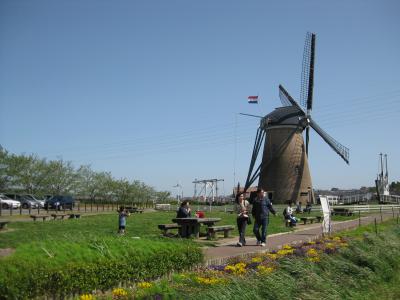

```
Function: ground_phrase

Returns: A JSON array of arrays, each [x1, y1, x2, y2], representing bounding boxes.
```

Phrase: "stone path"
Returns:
[[204, 213, 394, 265]]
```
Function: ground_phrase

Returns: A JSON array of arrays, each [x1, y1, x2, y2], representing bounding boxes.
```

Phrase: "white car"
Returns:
[[0, 194, 21, 209], [22, 194, 45, 208]]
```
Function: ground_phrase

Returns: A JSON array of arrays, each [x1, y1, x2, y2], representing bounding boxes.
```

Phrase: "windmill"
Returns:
[[244, 32, 349, 204]]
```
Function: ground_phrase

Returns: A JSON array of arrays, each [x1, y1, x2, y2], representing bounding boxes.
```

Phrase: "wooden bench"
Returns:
[[207, 225, 235, 240], [30, 215, 50, 221], [300, 217, 316, 225], [316, 216, 324, 222], [158, 224, 181, 236], [0, 221, 9, 230], [225, 209, 234, 214], [50, 214, 69, 220]]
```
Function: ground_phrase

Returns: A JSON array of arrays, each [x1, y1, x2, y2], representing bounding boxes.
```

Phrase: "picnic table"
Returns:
[[30, 215, 50, 222], [172, 217, 221, 238]]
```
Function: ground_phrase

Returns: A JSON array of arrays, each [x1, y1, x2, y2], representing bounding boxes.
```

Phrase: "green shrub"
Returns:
[[0, 238, 202, 299]]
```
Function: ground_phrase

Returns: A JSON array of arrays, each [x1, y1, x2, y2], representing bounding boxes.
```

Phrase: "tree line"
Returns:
[[0, 147, 171, 203]]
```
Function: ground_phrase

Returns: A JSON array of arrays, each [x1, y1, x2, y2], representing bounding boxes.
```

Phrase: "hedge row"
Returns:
[[0, 238, 203, 299]]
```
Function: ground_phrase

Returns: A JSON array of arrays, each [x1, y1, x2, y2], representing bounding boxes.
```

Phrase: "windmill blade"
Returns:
[[309, 118, 349, 164], [300, 32, 316, 112], [279, 85, 306, 116], [306, 126, 310, 155]]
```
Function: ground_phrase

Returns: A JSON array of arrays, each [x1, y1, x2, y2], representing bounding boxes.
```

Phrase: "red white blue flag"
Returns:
[[248, 96, 258, 104]]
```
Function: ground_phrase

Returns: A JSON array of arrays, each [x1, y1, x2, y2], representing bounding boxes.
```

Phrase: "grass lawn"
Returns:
[[0, 208, 363, 248]]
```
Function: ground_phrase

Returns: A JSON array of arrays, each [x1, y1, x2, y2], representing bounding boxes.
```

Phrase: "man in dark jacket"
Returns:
[[251, 188, 276, 246], [176, 201, 191, 218]]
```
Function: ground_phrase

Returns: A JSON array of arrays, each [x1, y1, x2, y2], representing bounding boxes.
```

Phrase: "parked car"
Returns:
[[0, 194, 21, 209], [22, 194, 45, 208], [44, 196, 75, 210], [5, 194, 39, 209]]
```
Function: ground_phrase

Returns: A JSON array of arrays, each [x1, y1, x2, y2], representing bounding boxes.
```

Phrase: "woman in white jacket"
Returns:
[[236, 193, 250, 247]]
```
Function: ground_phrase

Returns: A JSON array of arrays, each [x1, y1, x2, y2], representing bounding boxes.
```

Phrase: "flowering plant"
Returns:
[[112, 288, 128, 299], [79, 294, 94, 300]]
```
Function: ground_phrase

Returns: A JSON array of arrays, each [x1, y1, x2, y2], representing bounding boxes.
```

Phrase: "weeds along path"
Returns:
[[204, 212, 395, 265]]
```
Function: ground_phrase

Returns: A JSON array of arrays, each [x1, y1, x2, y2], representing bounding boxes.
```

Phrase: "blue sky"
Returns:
[[1, 0, 399, 196]]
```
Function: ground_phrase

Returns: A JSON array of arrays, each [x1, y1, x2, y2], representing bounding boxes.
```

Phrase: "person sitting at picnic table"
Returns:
[[284, 202, 297, 227], [235, 193, 250, 247], [304, 201, 312, 213], [118, 206, 130, 235], [176, 200, 191, 218]]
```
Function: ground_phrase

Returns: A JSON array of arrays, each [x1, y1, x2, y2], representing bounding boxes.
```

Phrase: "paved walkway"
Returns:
[[204, 213, 394, 265]]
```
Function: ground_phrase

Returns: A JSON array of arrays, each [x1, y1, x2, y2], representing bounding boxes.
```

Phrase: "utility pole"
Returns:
[[173, 182, 183, 208]]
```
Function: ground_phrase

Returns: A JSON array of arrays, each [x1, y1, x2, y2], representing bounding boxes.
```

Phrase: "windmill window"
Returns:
[[295, 166, 300, 174]]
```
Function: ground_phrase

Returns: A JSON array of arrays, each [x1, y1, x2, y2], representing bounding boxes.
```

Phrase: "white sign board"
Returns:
[[320, 196, 331, 234]]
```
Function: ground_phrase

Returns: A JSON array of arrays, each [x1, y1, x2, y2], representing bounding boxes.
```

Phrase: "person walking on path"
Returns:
[[176, 201, 192, 218], [252, 188, 276, 247], [118, 206, 130, 235], [235, 193, 250, 247]]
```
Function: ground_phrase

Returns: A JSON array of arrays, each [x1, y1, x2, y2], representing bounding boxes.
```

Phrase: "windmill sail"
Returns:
[[300, 32, 316, 112], [278, 85, 306, 116], [309, 118, 349, 164]]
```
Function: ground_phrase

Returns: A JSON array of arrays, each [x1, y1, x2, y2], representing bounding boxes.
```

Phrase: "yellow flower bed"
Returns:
[[112, 288, 128, 297], [325, 242, 335, 249], [266, 253, 278, 260], [195, 276, 225, 285], [306, 248, 321, 262], [79, 294, 94, 300], [276, 249, 294, 256], [282, 244, 293, 250], [307, 256, 321, 262], [306, 248, 319, 257], [251, 256, 263, 263], [224, 262, 246, 275], [137, 282, 152, 289]]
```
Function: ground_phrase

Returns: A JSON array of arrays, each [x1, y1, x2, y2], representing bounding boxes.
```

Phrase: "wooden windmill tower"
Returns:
[[244, 32, 349, 204]]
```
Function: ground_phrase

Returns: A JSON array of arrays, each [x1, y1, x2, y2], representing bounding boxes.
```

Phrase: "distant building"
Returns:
[[316, 188, 372, 205]]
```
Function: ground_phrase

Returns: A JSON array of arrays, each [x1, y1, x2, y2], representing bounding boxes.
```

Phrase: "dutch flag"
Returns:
[[248, 96, 259, 104]]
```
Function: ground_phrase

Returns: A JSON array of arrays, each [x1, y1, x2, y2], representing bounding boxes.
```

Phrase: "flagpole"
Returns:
[[233, 113, 238, 197]]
